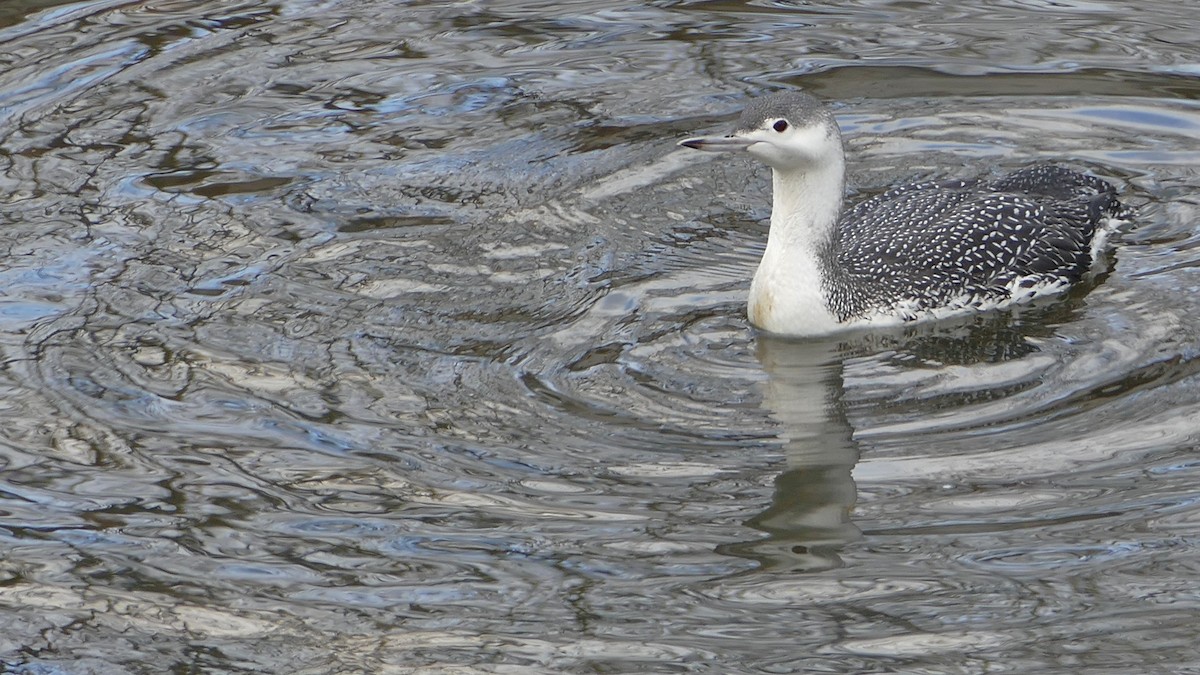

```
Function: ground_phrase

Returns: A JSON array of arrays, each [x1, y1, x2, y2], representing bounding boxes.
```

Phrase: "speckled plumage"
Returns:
[[825, 165, 1130, 321], [680, 91, 1131, 335]]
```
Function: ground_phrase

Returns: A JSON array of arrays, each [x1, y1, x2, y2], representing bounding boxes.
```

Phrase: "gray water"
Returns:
[[1, 0, 1199, 673]]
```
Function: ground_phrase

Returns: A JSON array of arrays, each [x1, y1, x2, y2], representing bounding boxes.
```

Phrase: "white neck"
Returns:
[[747, 157, 846, 336]]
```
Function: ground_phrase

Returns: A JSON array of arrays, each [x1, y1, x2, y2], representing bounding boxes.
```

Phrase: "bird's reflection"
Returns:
[[719, 337, 860, 573], [723, 305, 1071, 573]]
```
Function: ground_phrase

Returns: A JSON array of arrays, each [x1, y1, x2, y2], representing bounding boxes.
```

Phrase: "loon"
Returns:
[[679, 91, 1130, 337]]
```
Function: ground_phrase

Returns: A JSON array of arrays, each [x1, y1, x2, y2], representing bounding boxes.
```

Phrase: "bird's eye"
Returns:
[[773, 119, 789, 132]]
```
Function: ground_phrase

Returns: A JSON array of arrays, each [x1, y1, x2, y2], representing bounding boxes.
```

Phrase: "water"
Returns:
[[1, 0, 1199, 672]]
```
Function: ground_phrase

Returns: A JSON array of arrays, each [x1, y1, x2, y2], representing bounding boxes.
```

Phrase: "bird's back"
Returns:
[[826, 165, 1129, 321]]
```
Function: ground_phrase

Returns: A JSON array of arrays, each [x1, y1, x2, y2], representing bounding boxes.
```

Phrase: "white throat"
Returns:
[[747, 153, 846, 336]]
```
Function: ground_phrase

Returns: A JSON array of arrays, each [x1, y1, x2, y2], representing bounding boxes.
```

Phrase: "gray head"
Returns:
[[680, 91, 843, 172], [735, 91, 835, 134]]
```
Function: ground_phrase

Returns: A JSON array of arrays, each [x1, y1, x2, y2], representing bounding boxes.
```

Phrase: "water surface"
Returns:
[[1, 0, 1199, 673]]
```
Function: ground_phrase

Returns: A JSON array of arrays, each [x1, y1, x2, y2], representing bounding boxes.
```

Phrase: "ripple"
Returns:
[[829, 630, 1012, 657], [963, 541, 1154, 573]]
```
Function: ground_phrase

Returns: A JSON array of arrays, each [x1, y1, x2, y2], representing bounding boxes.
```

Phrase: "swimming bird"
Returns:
[[679, 91, 1130, 337]]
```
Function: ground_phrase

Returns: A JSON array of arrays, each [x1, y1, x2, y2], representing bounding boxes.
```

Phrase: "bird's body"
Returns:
[[680, 92, 1130, 337]]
